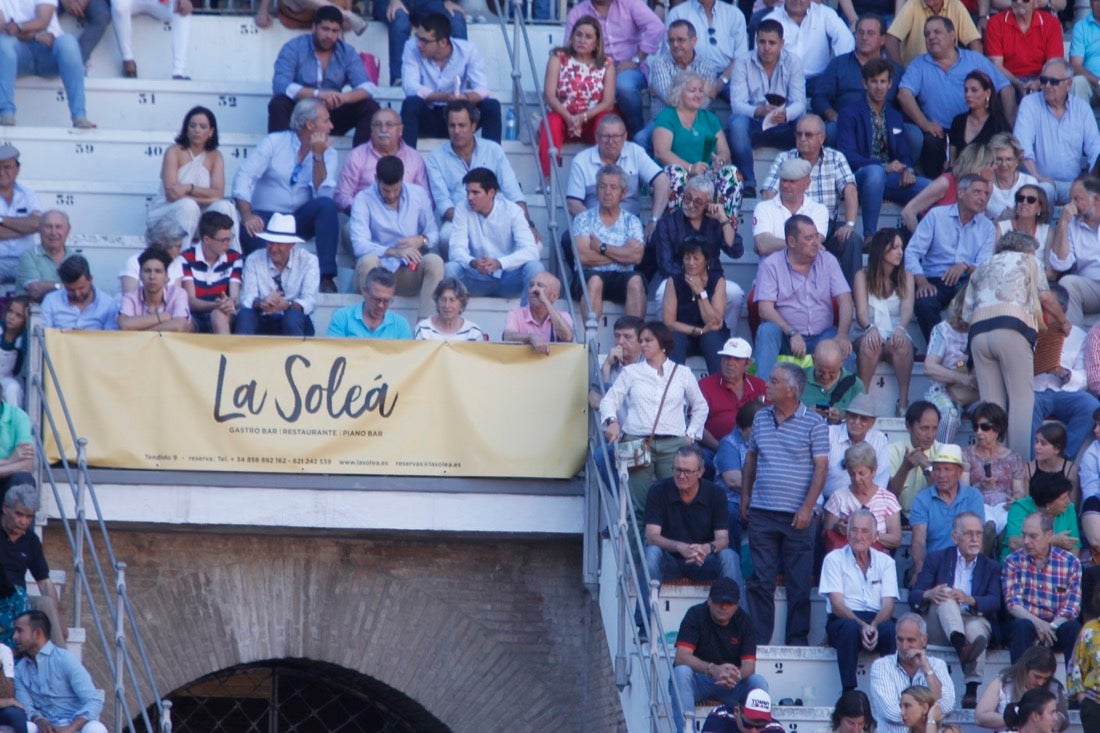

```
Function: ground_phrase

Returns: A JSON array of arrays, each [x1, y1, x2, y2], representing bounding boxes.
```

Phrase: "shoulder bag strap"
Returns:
[[649, 363, 679, 442]]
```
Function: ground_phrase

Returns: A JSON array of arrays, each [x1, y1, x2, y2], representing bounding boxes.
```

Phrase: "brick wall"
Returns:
[[44, 528, 626, 732]]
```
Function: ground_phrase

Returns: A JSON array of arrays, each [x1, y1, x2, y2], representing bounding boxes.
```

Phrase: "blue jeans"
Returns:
[[754, 323, 837, 385], [372, 0, 467, 85], [240, 199, 341, 277], [826, 612, 897, 690], [616, 68, 647, 136], [1007, 617, 1080, 668], [60, 0, 111, 63], [1032, 389, 1100, 460], [855, 165, 932, 233], [0, 705, 26, 733], [633, 117, 656, 156], [444, 260, 544, 303], [401, 95, 502, 145], [726, 115, 797, 187], [0, 33, 85, 119], [235, 305, 314, 337], [644, 545, 742, 588], [671, 670, 767, 732], [672, 328, 729, 375]]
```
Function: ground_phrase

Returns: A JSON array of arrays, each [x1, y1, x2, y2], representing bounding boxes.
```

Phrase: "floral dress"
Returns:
[[555, 51, 608, 116]]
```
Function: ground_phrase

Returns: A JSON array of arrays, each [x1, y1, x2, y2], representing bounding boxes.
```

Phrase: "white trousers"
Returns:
[[110, 0, 191, 76]]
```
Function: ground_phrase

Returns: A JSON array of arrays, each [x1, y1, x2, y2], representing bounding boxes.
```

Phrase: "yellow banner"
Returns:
[[43, 330, 588, 478]]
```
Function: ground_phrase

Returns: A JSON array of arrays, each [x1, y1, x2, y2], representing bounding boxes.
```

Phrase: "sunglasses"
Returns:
[[707, 27, 717, 45], [1039, 75, 1070, 86], [976, 422, 996, 432], [1016, 194, 1039, 204], [683, 196, 710, 207]]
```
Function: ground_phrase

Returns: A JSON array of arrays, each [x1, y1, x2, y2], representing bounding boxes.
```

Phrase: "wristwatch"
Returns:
[[845, 220, 856, 228], [599, 242, 607, 255], [785, 328, 798, 338], [698, 290, 709, 300], [632, 54, 641, 65], [709, 542, 717, 555]]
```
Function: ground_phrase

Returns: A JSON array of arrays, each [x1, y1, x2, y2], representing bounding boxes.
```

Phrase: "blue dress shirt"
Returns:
[[904, 204, 995, 278]]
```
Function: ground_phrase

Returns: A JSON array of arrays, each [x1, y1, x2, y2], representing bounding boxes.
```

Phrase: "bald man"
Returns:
[[801, 338, 865, 424], [502, 272, 575, 354]]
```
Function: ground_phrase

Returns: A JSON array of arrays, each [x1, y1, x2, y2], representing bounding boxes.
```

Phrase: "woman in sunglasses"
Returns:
[[996, 184, 1053, 277], [988, 132, 1039, 221], [961, 402, 1026, 546]]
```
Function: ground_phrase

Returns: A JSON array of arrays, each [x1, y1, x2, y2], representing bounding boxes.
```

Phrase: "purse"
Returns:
[[616, 365, 679, 472]]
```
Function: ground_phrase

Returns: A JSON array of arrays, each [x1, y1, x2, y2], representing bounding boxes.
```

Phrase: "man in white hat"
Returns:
[[699, 337, 767, 456], [752, 156, 829, 257], [908, 444, 986, 584], [0, 145, 40, 285], [823, 392, 889, 501], [236, 213, 319, 337]]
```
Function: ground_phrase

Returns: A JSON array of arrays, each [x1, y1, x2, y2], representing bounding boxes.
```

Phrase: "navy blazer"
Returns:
[[909, 546, 1001, 618], [835, 100, 914, 172]]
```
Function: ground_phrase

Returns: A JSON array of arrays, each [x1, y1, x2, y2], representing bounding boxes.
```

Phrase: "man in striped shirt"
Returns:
[[1003, 511, 1082, 668], [740, 361, 829, 645], [180, 211, 243, 335]]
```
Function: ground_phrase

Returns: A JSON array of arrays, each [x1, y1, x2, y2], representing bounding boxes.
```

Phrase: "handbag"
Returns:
[[616, 365, 679, 471]]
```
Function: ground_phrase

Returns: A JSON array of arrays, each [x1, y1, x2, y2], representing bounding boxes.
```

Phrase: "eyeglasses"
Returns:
[[1016, 194, 1039, 204], [1039, 75, 1070, 86], [289, 162, 302, 186], [976, 422, 996, 432], [956, 530, 983, 539], [795, 130, 820, 138], [683, 195, 709, 207], [673, 467, 701, 475], [845, 413, 875, 422], [597, 132, 626, 141], [415, 34, 437, 45], [372, 120, 400, 129], [707, 27, 717, 45]]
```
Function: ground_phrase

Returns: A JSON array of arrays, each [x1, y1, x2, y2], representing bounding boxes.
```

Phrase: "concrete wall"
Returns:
[[44, 527, 625, 732]]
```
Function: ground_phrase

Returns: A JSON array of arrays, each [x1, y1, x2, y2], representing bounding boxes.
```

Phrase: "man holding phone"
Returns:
[[800, 338, 865, 424]]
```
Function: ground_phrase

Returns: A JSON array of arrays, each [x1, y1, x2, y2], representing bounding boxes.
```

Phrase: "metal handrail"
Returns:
[[28, 323, 171, 733], [491, 4, 600, 336], [583, 336, 684, 732]]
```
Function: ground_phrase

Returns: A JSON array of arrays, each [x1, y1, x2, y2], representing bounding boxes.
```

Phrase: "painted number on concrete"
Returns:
[[773, 662, 784, 674], [230, 147, 249, 159], [144, 145, 165, 157], [74, 144, 94, 155], [218, 95, 238, 108], [55, 89, 65, 102], [137, 92, 157, 105], [240, 23, 259, 35], [55, 194, 74, 206]]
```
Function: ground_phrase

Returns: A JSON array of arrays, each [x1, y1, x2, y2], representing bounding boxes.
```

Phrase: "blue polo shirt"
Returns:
[[909, 483, 986, 552], [1071, 13, 1100, 78], [325, 305, 412, 339], [899, 49, 1009, 127]]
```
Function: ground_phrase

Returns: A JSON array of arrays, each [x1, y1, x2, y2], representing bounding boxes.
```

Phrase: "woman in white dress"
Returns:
[[146, 107, 238, 249], [852, 228, 914, 413]]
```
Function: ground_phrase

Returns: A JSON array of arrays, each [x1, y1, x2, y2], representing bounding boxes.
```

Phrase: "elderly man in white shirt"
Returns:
[[232, 98, 340, 293], [869, 613, 956, 733], [445, 167, 543, 303], [824, 394, 890, 501], [1051, 176, 1100, 326]]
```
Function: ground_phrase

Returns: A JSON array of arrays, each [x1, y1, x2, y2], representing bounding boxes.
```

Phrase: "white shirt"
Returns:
[[449, 195, 539, 273], [1050, 214, 1100, 281], [0, 182, 42, 260], [665, 0, 748, 70], [752, 195, 829, 240], [599, 359, 709, 440], [5, 0, 62, 35], [566, 143, 663, 217], [823, 425, 891, 500], [870, 654, 956, 733], [763, 2, 854, 78], [953, 552, 977, 599], [230, 131, 338, 214], [818, 545, 898, 614], [1034, 325, 1087, 393]]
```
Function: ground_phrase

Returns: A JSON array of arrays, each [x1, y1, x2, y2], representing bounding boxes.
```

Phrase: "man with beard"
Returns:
[[40, 255, 117, 331]]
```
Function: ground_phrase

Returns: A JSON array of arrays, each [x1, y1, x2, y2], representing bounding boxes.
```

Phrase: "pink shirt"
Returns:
[[755, 250, 851, 337], [120, 283, 190, 321], [334, 141, 430, 211], [564, 0, 664, 65], [503, 306, 574, 342]]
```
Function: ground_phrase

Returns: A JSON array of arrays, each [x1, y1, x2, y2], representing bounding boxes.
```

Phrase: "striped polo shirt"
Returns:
[[180, 245, 243, 301], [747, 403, 829, 513]]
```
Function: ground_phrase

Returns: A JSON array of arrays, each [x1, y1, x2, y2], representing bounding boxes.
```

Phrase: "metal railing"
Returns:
[[27, 322, 171, 733]]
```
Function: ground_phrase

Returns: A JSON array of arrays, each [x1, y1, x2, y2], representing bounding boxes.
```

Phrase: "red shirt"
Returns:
[[984, 10, 1064, 79], [697, 373, 768, 440]]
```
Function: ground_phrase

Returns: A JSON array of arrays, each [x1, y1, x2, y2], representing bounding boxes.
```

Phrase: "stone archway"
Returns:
[[50, 528, 627, 732], [143, 658, 450, 732]]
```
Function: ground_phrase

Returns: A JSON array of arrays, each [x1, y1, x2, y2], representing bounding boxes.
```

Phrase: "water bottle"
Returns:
[[505, 108, 517, 141]]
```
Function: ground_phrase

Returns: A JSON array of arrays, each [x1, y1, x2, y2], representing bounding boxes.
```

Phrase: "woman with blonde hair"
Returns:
[[900, 686, 941, 733]]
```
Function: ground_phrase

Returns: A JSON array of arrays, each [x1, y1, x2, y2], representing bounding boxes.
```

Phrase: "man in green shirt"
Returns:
[[801, 338, 864, 424]]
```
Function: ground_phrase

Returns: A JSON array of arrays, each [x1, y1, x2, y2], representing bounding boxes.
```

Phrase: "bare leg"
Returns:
[[625, 274, 646, 319], [855, 335, 881, 396], [886, 337, 915, 408]]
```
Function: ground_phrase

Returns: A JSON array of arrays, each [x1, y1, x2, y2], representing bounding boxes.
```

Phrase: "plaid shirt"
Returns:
[[761, 148, 855, 221], [1003, 546, 1081, 623]]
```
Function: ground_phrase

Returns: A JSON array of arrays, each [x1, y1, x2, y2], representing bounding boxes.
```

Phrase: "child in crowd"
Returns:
[[0, 297, 29, 409]]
